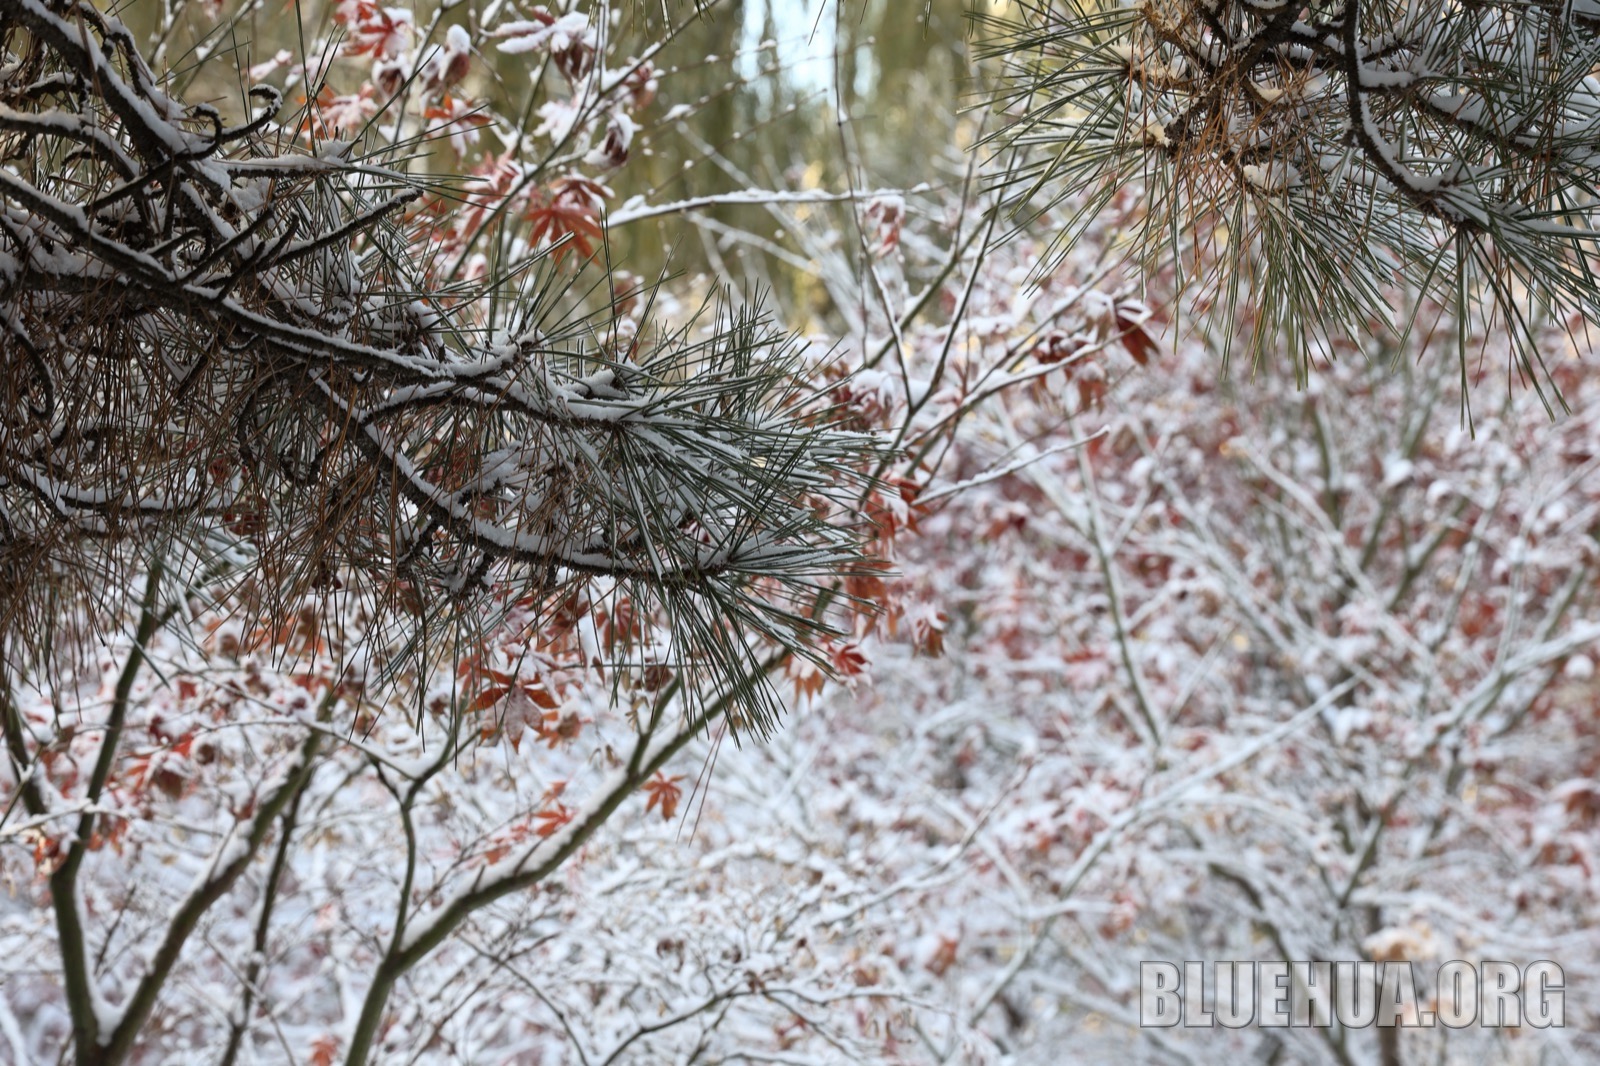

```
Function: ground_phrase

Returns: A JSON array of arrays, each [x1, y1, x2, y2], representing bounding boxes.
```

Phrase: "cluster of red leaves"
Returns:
[[465, 668, 562, 715], [784, 640, 868, 704], [925, 934, 961, 977], [417, 25, 473, 95], [907, 607, 949, 658], [21, 827, 65, 875], [117, 733, 196, 802], [470, 674, 585, 751], [333, 1, 412, 60], [480, 783, 574, 864], [828, 642, 870, 679], [422, 95, 491, 154], [1112, 300, 1158, 365], [864, 477, 927, 544], [828, 378, 895, 433], [590, 113, 635, 169], [592, 595, 639, 651], [32, 733, 80, 795], [785, 654, 826, 703], [495, 8, 595, 83], [458, 647, 589, 752], [307, 84, 380, 141], [1032, 329, 1088, 367], [412, 149, 525, 269], [523, 176, 609, 262], [534, 802, 574, 837], [1030, 296, 1159, 409], [308, 1035, 342, 1066], [251, 604, 330, 658], [621, 61, 658, 109], [862, 196, 904, 258]]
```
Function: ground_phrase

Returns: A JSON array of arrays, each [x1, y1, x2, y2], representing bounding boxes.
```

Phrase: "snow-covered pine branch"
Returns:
[[0, 0, 870, 722], [988, 0, 1600, 383]]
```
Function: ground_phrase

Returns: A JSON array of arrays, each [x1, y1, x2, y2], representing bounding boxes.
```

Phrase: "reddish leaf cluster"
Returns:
[[333, 1, 413, 60], [642, 773, 685, 820], [522, 176, 610, 262]]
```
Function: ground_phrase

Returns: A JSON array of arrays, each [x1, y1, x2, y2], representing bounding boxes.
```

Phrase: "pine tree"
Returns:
[[0, 0, 869, 729], [987, 0, 1600, 393]]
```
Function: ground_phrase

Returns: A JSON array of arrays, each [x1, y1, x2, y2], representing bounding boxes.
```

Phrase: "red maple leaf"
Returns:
[[828, 642, 869, 679], [642, 772, 685, 821], [523, 176, 609, 262], [1114, 300, 1159, 366], [534, 802, 575, 837], [333, 2, 412, 59]]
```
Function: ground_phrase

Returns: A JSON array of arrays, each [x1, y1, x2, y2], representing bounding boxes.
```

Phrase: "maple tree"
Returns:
[[0, 0, 877, 1061]]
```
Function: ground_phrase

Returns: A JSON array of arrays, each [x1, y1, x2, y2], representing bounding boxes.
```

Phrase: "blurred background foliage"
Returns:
[[120, 0, 985, 333]]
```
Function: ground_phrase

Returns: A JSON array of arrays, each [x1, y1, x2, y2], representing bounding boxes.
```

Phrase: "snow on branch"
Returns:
[[990, 0, 1600, 379], [0, 1, 872, 711]]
